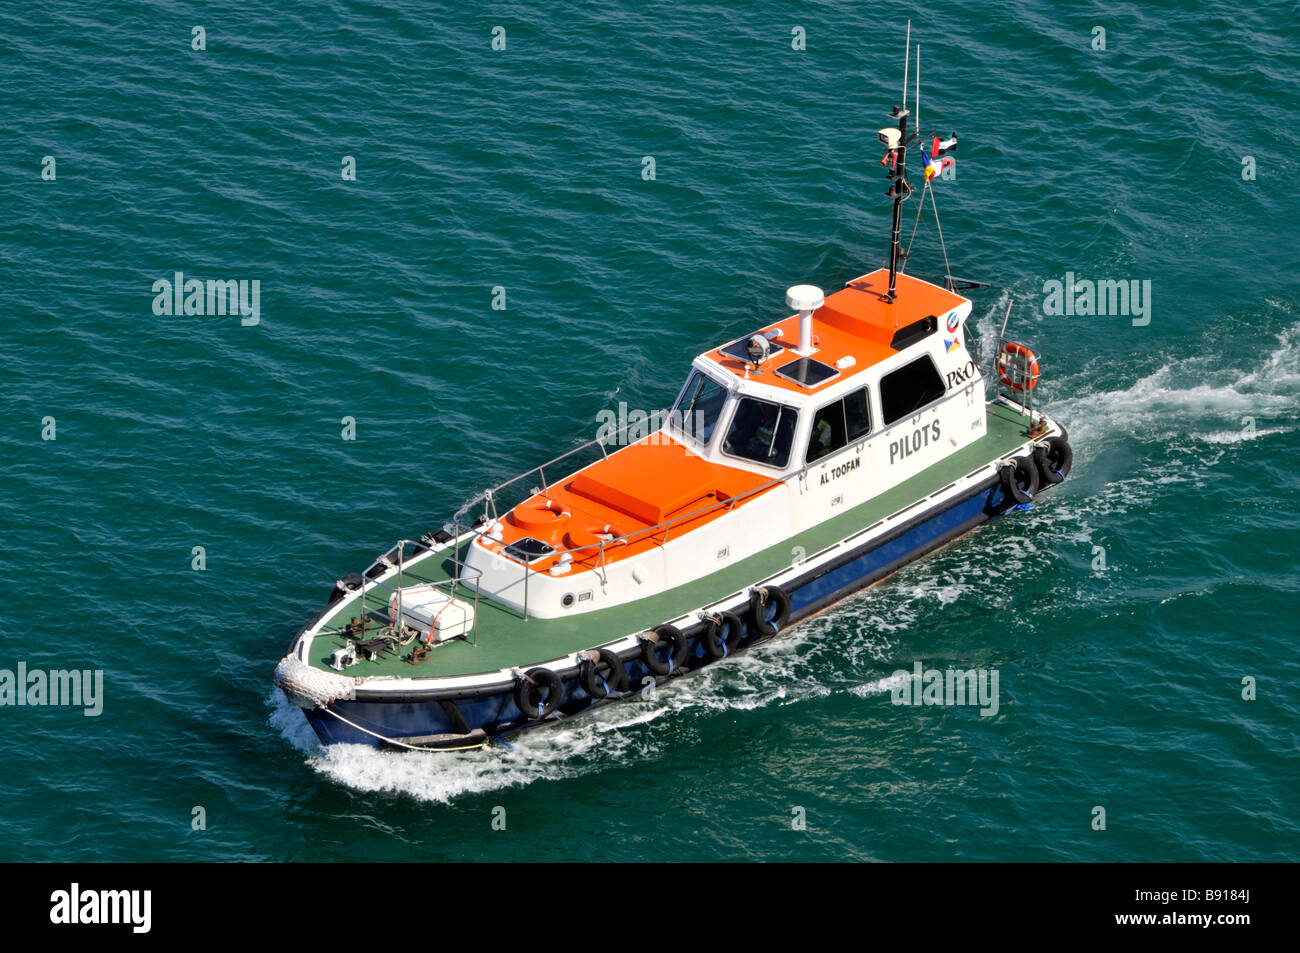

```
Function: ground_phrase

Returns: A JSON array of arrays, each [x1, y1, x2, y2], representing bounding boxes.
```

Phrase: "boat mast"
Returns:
[[884, 23, 914, 303]]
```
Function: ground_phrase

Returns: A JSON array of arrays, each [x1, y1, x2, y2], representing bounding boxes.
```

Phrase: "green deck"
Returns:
[[308, 403, 1034, 679]]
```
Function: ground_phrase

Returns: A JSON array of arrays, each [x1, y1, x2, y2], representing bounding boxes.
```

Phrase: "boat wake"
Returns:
[[975, 304, 1300, 611], [1055, 320, 1300, 453], [974, 286, 1299, 505], [972, 288, 1300, 454]]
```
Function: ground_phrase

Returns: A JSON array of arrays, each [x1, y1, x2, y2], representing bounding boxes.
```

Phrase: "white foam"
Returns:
[[850, 670, 912, 698], [1055, 321, 1300, 454], [1198, 426, 1288, 445], [268, 688, 319, 752]]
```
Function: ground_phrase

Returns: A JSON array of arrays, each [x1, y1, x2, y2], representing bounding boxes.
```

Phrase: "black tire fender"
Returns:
[[1001, 456, 1041, 505], [578, 649, 627, 698], [749, 586, 791, 637], [514, 667, 564, 720], [642, 624, 689, 676], [328, 572, 365, 605], [1034, 436, 1073, 485], [698, 610, 747, 660]]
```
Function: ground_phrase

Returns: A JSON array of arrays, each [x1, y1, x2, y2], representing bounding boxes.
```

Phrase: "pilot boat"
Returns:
[[274, 43, 1073, 751]]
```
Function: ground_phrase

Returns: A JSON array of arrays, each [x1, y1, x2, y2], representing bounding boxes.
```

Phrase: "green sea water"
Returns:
[[1, 0, 1297, 861]]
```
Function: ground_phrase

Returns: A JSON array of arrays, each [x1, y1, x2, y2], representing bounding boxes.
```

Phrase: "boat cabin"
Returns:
[[460, 267, 985, 618], [668, 268, 972, 478]]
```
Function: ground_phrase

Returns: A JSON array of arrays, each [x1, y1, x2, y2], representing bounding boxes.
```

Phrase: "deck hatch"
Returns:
[[775, 357, 839, 388], [502, 537, 555, 564]]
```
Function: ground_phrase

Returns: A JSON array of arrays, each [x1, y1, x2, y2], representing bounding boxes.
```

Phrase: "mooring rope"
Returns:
[[316, 704, 489, 753]]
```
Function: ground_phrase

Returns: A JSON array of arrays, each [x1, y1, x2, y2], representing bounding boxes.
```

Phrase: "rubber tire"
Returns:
[[749, 586, 792, 638], [1034, 436, 1073, 485], [698, 610, 746, 660], [642, 624, 689, 676], [514, 667, 563, 720], [328, 572, 365, 605], [579, 649, 627, 698], [1002, 456, 1041, 505]]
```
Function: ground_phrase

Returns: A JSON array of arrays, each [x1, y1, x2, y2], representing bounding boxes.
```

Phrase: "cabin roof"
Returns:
[[705, 269, 968, 396]]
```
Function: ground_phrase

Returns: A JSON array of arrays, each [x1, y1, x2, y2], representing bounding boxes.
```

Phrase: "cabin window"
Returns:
[[844, 387, 872, 439], [722, 397, 798, 469], [806, 401, 846, 463], [671, 371, 728, 445], [879, 355, 945, 426], [806, 387, 873, 463]]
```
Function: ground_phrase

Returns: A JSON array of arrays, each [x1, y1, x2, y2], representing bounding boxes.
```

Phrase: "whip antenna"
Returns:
[[915, 45, 920, 132], [901, 21, 911, 111]]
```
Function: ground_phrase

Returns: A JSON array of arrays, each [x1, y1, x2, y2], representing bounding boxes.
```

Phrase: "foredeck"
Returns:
[[305, 402, 1037, 679]]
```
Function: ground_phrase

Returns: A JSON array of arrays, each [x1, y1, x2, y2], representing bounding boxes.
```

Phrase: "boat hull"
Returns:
[[302, 469, 1036, 748]]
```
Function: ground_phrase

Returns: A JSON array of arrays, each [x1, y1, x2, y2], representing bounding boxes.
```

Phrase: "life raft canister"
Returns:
[[698, 610, 747, 660], [514, 667, 564, 720], [1034, 435, 1073, 485], [749, 586, 792, 637], [578, 648, 628, 698], [998, 341, 1040, 392], [641, 624, 689, 676], [1001, 455, 1041, 505]]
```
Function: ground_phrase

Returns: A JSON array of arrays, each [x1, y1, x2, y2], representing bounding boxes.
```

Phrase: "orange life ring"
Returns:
[[998, 341, 1040, 391], [565, 523, 628, 555], [510, 498, 572, 530], [563, 525, 604, 556]]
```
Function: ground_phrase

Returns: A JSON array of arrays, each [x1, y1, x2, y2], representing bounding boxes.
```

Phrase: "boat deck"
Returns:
[[305, 402, 1036, 680]]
